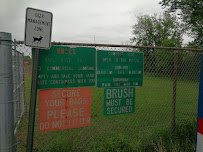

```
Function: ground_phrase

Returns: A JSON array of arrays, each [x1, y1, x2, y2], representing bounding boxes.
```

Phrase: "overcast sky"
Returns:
[[1, 0, 167, 44]]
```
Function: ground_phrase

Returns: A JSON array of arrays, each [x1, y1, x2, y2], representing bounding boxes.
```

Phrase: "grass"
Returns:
[[17, 73, 199, 151]]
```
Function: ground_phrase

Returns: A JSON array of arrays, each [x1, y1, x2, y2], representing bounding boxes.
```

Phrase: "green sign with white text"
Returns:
[[97, 50, 143, 88], [35, 46, 96, 89], [104, 87, 135, 116]]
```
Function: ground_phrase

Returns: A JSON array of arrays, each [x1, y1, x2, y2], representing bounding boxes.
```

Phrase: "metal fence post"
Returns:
[[21, 53, 25, 116], [0, 32, 15, 152], [17, 51, 21, 123], [13, 41, 17, 124], [27, 48, 40, 152], [171, 50, 178, 134], [22, 53, 26, 115]]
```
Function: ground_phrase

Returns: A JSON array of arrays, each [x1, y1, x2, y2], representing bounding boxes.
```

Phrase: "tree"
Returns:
[[159, 0, 203, 48], [131, 12, 184, 75], [131, 12, 183, 47]]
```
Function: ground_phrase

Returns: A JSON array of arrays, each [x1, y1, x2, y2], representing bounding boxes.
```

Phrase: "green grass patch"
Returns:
[[17, 74, 199, 151]]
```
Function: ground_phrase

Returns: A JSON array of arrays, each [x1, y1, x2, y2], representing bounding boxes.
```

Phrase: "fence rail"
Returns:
[[15, 41, 202, 151], [17, 40, 203, 51]]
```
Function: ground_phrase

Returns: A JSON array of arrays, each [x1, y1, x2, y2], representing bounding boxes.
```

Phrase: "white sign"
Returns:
[[24, 7, 53, 49]]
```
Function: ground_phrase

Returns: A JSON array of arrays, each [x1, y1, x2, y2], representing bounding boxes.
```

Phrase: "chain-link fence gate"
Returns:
[[14, 41, 202, 151]]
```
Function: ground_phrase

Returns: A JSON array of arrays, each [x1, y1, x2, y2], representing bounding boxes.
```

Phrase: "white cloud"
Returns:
[[1, 0, 164, 43]]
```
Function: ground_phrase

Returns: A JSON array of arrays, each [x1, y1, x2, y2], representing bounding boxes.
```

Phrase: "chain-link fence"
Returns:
[[15, 41, 202, 151], [12, 42, 26, 139]]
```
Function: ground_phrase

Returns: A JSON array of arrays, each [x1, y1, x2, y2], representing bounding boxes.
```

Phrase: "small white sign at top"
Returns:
[[24, 7, 53, 49]]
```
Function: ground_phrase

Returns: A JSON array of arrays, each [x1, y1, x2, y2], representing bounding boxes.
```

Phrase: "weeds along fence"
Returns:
[[15, 41, 202, 151]]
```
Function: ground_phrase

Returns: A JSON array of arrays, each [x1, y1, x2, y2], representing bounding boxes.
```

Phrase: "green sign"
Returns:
[[97, 50, 143, 88], [35, 46, 96, 89], [104, 88, 135, 116]]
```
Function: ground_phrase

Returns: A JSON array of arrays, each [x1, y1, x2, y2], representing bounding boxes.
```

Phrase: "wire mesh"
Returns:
[[12, 48, 25, 128], [14, 42, 202, 151], [12, 42, 26, 151]]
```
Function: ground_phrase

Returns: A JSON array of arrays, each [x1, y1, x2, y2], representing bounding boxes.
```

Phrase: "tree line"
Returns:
[[130, 0, 203, 80]]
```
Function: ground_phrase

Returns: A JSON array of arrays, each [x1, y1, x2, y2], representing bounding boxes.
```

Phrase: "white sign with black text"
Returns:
[[24, 7, 53, 49]]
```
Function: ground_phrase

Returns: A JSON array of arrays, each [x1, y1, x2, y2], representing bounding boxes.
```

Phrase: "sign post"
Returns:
[[26, 48, 39, 152], [25, 7, 53, 152]]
